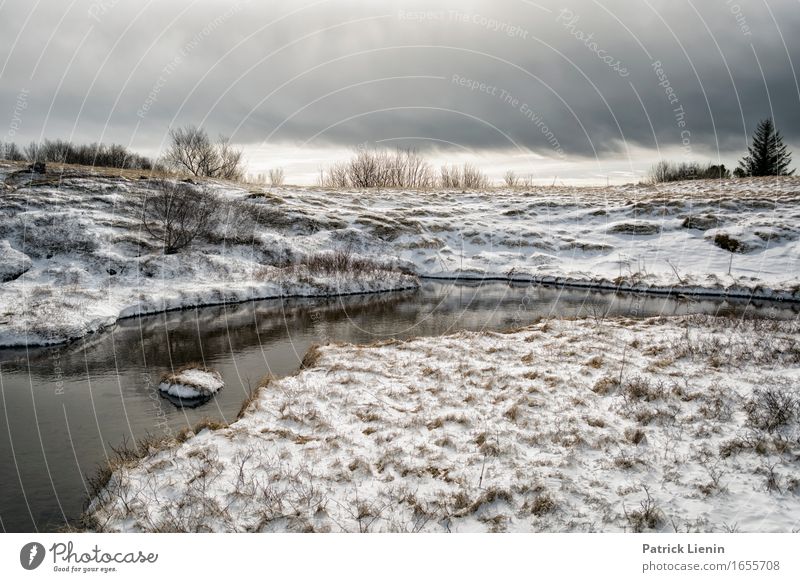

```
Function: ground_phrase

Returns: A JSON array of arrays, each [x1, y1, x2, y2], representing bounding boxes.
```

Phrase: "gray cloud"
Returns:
[[1, 0, 798, 167]]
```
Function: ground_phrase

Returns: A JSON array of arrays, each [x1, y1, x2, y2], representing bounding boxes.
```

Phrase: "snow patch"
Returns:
[[158, 367, 224, 399], [0, 240, 31, 281]]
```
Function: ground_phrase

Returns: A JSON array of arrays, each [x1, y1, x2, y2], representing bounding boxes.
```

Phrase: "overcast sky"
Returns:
[[1, 0, 798, 183]]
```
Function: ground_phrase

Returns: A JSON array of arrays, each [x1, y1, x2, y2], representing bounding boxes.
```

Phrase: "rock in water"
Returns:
[[158, 366, 224, 399]]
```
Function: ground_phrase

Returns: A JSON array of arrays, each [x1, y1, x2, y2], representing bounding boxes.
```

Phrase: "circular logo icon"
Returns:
[[20, 542, 46, 570]]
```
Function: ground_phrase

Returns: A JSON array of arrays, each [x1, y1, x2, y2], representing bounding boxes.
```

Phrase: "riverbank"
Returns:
[[7, 280, 788, 533], [0, 165, 417, 346], [2, 164, 798, 346], [85, 315, 800, 532]]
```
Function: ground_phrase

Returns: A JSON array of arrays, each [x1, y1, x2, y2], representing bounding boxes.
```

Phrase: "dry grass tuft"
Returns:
[[301, 344, 324, 369], [529, 492, 557, 516], [592, 375, 619, 395]]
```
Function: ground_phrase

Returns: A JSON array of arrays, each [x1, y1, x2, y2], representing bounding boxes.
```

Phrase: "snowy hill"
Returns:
[[2, 165, 799, 346]]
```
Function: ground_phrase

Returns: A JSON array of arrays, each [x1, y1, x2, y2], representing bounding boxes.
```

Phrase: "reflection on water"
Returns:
[[0, 280, 795, 532]]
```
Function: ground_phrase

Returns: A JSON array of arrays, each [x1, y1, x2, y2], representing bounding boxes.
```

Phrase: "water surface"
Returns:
[[0, 280, 795, 532]]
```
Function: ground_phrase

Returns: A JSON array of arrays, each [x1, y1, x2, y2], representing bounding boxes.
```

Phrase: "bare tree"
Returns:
[[649, 160, 733, 183], [318, 147, 435, 189], [504, 170, 519, 188], [439, 163, 490, 189], [214, 136, 245, 181], [164, 126, 213, 176], [319, 161, 350, 188], [24, 141, 41, 163], [439, 164, 460, 188], [348, 148, 382, 187], [141, 182, 218, 254], [0, 141, 24, 161], [268, 167, 285, 186], [164, 125, 245, 180], [392, 148, 435, 188], [461, 163, 490, 189]]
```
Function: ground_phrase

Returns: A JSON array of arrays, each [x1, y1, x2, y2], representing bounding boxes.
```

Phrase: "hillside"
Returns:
[[1, 163, 799, 346]]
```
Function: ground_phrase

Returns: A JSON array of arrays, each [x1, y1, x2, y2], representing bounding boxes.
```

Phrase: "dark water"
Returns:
[[0, 280, 796, 532]]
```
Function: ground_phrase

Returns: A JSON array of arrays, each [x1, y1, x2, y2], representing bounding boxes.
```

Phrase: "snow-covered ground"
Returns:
[[85, 315, 800, 532], [2, 165, 799, 346], [0, 165, 417, 346], [268, 176, 799, 299]]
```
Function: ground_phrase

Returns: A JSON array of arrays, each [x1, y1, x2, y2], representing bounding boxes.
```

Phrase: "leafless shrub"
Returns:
[[698, 462, 727, 496], [440, 163, 491, 189], [141, 181, 219, 254], [668, 317, 800, 366], [624, 485, 664, 532], [0, 140, 25, 161], [318, 147, 435, 189], [318, 161, 350, 188], [15, 138, 153, 169], [759, 463, 783, 493], [648, 160, 731, 183], [743, 387, 798, 433], [439, 164, 459, 188], [504, 170, 519, 188], [461, 164, 491, 189], [294, 248, 408, 277], [398, 489, 438, 533], [268, 167, 285, 186], [622, 376, 665, 402], [698, 384, 733, 422], [164, 125, 245, 180], [719, 432, 773, 458]]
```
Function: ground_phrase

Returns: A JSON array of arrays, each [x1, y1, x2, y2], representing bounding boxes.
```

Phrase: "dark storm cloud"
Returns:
[[1, 0, 798, 161]]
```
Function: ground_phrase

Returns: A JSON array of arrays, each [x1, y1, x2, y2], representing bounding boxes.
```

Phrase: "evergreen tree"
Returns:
[[738, 118, 794, 176]]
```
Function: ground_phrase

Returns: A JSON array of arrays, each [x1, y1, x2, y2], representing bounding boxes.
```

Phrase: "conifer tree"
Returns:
[[738, 119, 794, 176]]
